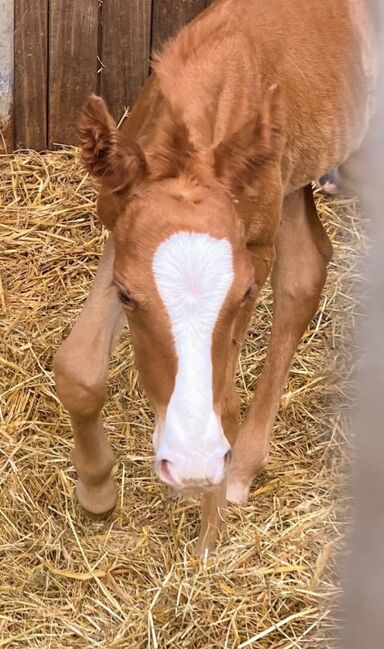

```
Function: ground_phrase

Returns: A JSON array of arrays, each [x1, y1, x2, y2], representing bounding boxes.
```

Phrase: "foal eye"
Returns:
[[117, 288, 136, 310]]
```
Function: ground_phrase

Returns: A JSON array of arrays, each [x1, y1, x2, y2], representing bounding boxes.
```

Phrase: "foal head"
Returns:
[[79, 89, 285, 493]]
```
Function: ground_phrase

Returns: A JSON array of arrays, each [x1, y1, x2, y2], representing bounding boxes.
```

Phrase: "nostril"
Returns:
[[159, 459, 175, 485], [224, 450, 232, 466]]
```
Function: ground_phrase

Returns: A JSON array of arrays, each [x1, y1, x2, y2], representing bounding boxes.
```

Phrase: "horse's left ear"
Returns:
[[213, 84, 286, 192]]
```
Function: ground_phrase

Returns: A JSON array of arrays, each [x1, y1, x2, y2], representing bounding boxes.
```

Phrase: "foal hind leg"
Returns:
[[227, 186, 333, 504], [54, 236, 125, 516]]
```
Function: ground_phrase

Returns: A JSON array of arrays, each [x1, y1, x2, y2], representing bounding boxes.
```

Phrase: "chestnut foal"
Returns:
[[54, 0, 378, 553]]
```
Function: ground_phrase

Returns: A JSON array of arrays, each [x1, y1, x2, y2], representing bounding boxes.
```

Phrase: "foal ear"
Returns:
[[79, 94, 148, 193], [213, 84, 286, 192]]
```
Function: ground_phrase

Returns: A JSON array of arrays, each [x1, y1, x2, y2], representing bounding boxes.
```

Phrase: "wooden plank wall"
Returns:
[[7, 0, 213, 151], [151, 0, 207, 53], [100, 0, 152, 122], [49, 1, 99, 147], [14, 0, 48, 150]]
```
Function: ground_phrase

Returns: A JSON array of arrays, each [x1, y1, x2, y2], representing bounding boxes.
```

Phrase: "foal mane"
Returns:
[[146, 0, 282, 201], [152, 1, 238, 143], [148, 2, 236, 190], [152, 2, 230, 102]]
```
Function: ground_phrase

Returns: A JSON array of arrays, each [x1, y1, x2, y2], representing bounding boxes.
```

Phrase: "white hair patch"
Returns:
[[152, 231, 233, 483]]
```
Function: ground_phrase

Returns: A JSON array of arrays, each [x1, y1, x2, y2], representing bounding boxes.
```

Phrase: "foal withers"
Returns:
[[54, 0, 378, 553]]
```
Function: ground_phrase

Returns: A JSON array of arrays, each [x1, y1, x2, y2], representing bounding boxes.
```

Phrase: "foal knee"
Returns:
[[53, 342, 106, 419]]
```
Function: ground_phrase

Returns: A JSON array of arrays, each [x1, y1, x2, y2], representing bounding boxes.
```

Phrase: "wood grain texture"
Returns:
[[14, 0, 48, 150], [49, 0, 99, 147], [151, 0, 206, 53], [100, 0, 151, 122]]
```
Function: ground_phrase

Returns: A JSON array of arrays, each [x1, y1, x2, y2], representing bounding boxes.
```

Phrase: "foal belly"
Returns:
[[282, 86, 374, 194]]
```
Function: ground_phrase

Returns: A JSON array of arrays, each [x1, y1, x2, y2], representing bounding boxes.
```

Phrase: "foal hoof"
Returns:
[[226, 479, 251, 505], [227, 455, 269, 505], [76, 477, 118, 519], [196, 525, 222, 558]]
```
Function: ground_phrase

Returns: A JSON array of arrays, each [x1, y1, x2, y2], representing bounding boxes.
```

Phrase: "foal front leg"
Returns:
[[54, 236, 125, 516], [197, 301, 257, 554], [227, 186, 333, 504]]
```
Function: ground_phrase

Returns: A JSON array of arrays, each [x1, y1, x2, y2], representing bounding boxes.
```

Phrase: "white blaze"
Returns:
[[152, 231, 233, 484]]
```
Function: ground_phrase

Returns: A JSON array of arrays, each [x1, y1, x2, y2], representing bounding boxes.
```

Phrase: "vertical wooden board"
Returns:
[[100, 0, 151, 122], [49, 0, 99, 147], [0, 0, 14, 151], [151, 0, 206, 53], [14, 0, 48, 150]]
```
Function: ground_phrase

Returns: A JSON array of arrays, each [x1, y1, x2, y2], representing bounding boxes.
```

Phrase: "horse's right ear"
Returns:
[[213, 84, 286, 193], [79, 94, 148, 194]]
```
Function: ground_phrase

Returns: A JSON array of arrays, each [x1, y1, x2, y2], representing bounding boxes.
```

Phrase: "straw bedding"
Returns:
[[0, 149, 366, 648]]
